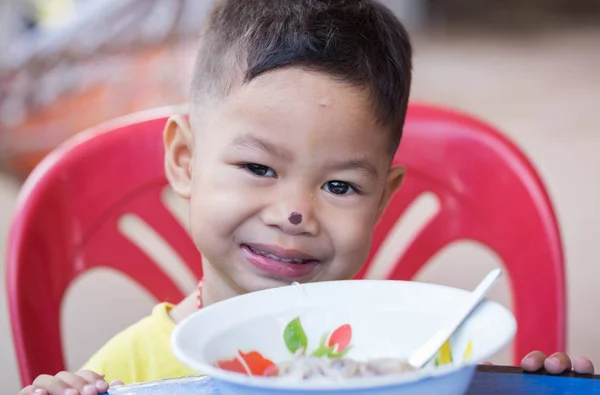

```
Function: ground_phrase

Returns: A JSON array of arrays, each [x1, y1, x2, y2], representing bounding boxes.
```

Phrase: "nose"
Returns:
[[260, 189, 320, 236]]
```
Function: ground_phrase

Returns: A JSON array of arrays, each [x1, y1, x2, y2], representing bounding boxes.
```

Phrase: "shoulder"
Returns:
[[81, 303, 194, 384]]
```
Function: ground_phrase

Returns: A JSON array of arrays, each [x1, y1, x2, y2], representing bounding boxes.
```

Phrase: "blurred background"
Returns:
[[1, 0, 599, 392]]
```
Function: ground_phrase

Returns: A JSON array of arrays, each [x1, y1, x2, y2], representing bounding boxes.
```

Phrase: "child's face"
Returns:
[[165, 68, 404, 296]]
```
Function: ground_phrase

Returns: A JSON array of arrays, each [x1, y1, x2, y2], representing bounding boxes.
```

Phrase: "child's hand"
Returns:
[[483, 351, 595, 375], [521, 351, 595, 375], [19, 370, 123, 395]]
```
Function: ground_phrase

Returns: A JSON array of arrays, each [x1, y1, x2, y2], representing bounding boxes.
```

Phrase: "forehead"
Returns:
[[232, 68, 376, 126], [197, 68, 391, 160]]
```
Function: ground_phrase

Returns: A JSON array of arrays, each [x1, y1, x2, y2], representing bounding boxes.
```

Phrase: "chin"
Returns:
[[241, 275, 296, 293], [233, 271, 314, 294]]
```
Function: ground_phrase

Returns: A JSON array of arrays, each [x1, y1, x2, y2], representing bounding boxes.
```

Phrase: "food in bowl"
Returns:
[[171, 280, 516, 395], [214, 315, 467, 381], [274, 351, 415, 380]]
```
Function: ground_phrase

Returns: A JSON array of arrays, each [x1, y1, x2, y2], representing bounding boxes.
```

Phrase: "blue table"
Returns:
[[106, 366, 600, 394]]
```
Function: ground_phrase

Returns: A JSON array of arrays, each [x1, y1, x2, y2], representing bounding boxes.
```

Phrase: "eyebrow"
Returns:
[[328, 157, 379, 178], [231, 134, 293, 160]]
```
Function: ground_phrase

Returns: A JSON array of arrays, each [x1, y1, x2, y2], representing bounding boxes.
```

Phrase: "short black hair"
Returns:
[[191, 0, 412, 153]]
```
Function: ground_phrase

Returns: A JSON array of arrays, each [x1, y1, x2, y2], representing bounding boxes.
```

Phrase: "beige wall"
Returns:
[[1, 28, 599, 393], [1, 173, 19, 393]]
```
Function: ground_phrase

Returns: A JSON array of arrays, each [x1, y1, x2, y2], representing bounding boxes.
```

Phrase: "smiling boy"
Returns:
[[21, 1, 593, 394]]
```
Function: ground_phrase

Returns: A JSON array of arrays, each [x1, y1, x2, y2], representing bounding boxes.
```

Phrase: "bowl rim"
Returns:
[[171, 279, 516, 390]]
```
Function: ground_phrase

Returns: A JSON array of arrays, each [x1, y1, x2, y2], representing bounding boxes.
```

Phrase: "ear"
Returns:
[[376, 165, 406, 221], [164, 114, 194, 199]]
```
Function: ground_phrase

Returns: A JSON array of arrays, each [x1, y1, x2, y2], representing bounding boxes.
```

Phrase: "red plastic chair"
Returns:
[[6, 103, 564, 386], [355, 104, 565, 363]]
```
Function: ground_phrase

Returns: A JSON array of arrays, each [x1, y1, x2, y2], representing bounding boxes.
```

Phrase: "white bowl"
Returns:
[[171, 280, 516, 395]]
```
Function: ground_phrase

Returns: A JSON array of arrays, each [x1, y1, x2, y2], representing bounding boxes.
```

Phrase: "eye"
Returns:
[[242, 163, 278, 178], [322, 180, 359, 196]]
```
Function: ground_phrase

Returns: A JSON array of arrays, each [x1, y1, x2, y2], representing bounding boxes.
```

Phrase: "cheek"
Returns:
[[187, 172, 260, 248], [188, 200, 219, 256], [189, 193, 236, 240], [328, 209, 377, 273]]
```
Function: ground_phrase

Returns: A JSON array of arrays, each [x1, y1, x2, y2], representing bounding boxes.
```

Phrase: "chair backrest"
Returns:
[[6, 107, 203, 386], [355, 104, 565, 364], [6, 103, 564, 386]]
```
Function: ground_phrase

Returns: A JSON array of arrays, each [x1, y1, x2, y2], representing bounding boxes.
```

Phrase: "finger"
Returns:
[[75, 371, 109, 394], [545, 352, 572, 374], [75, 371, 105, 384], [521, 351, 546, 372], [109, 380, 124, 387], [56, 371, 89, 391], [79, 384, 101, 395], [19, 385, 47, 395], [32, 375, 74, 394], [573, 357, 595, 375]]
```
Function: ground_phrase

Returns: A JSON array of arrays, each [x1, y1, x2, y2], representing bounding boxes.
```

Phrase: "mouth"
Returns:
[[244, 244, 316, 264], [241, 243, 320, 279]]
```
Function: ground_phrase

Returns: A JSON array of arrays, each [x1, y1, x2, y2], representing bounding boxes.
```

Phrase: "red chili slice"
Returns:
[[328, 324, 352, 352], [216, 357, 248, 375], [238, 351, 277, 376]]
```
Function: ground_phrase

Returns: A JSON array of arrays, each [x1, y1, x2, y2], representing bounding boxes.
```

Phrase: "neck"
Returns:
[[200, 258, 245, 306], [169, 257, 244, 324], [169, 293, 198, 324]]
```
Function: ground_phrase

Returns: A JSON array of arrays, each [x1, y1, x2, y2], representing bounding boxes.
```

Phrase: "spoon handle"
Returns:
[[408, 268, 503, 368]]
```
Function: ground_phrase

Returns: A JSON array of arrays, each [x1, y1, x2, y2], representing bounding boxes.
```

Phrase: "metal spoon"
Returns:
[[408, 268, 503, 369]]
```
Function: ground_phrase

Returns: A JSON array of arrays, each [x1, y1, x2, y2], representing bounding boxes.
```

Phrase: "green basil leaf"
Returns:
[[283, 317, 308, 354], [311, 346, 335, 357]]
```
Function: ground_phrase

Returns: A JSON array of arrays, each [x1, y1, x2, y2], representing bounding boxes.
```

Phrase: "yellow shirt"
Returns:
[[81, 303, 197, 384]]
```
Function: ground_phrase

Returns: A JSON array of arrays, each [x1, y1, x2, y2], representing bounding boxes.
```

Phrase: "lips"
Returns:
[[248, 246, 306, 264], [241, 243, 320, 279], [244, 244, 316, 264]]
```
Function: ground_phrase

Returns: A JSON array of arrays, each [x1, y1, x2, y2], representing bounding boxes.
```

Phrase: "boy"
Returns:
[[20, 1, 593, 394]]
